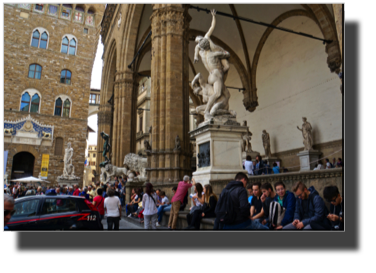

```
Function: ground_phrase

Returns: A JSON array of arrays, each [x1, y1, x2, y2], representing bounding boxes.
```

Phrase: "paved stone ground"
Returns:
[[101, 215, 143, 230]]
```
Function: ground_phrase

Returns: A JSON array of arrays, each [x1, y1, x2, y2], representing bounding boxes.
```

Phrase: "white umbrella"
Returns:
[[11, 176, 50, 183]]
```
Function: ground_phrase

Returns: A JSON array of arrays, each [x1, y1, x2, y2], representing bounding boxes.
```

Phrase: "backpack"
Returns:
[[268, 201, 286, 229], [215, 186, 238, 225]]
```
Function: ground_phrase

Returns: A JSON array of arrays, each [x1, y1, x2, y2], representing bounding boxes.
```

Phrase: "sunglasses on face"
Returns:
[[4, 209, 16, 217]]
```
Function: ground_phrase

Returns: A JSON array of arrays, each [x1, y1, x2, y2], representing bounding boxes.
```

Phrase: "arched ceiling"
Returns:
[[133, 4, 338, 111]]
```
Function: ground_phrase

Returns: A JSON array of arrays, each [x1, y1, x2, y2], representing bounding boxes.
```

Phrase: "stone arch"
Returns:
[[305, 4, 341, 73], [251, 9, 317, 101], [119, 4, 145, 72], [101, 39, 117, 104], [11, 145, 39, 160], [189, 29, 251, 110], [88, 109, 99, 117]]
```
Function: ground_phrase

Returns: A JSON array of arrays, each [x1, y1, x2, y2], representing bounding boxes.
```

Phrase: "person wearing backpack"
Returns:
[[283, 181, 330, 230], [215, 172, 268, 230], [273, 181, 296, 229]]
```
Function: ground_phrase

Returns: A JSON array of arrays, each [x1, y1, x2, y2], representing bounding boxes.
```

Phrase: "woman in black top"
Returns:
[[185, 184, 218, 230]]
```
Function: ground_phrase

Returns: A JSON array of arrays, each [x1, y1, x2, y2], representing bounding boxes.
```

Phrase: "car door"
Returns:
[[7, 198, 41, 230], [38, 198, 80, 230]]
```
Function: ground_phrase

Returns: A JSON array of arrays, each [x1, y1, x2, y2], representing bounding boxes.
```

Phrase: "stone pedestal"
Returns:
[[242, 151, 260, 162], [297, 150, 321, 171], [189, 123, 247, 186], [56, 178, 81, 187]]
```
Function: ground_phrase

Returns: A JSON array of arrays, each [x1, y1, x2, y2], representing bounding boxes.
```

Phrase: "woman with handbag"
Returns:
[[142, 183, 159, 229]]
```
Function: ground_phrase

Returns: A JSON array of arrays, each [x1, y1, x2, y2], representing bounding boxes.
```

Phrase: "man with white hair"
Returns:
[[4, 195, 15, 230], [167, 175, 196, 230]]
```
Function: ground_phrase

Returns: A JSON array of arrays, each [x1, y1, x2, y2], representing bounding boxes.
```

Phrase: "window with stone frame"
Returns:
[[54, 98, 62, 116], [89, 94, 96, 104], [20, 92, 40, 113], [55, 137, 64, 156], [28, 64, 42, 79], [34, 4, 44, 12], [31, 30, 40, 47], [61, 37, 69, 54], [20, 92, 31, 112], [93, 153, 96, 158], [63, 99, 70, 117], [60, 69, 72, 85], [69, 39, 76, 55], [30, 94, 40, 113], [31, 29, 48, 49]]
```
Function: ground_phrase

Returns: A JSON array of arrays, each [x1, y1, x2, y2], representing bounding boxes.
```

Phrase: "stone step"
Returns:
[[161, 211, 215, 230]]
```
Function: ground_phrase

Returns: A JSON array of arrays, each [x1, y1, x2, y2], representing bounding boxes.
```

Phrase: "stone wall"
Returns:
[[4, 4, 104, 186], [228, 15, 342, 157], [211, 168, 343, 208]]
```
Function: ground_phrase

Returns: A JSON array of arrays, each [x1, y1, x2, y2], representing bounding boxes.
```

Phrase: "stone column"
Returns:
[[112, 80, 119, 165], [149, 4, 192, 184]]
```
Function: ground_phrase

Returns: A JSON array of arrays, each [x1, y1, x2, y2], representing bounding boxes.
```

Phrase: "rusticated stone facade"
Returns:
[[4, 4, 104, 185]]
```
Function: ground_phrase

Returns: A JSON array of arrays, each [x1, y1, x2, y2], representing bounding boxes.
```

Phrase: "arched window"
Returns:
[[61, 36, 78, 56], [28, 64, 42, 79], [55, 137, 64, 156], [69, 39, 76, 55], [60, 69, 72, 85], [20, 92, 40, 113], [61, 37, 69, 54], [31, 30, 40, 47], [63, 99, 70, 117], [30, 94, 40, 113], [31, 29, 48, 49], [20, 92, 30, 112], [40, 32, 48, 49], [88, 7, 95, 14], [54, 96, 72, 117], [54, 98, 62, 116]]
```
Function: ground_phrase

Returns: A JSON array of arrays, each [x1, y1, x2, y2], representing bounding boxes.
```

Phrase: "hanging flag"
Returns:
[[85, 159, 88, 166]]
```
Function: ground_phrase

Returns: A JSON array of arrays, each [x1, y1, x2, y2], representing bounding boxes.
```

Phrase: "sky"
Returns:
[[87, 37, 103, 148]]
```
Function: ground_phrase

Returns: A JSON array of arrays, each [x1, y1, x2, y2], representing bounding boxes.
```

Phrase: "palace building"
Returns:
[[97, 4, 343, 199], [4, 4, 105, 185]]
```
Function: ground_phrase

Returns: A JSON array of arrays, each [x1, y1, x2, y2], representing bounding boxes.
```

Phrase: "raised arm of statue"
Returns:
[[205, 9, 217, 39], [297, 126, 302, 132]]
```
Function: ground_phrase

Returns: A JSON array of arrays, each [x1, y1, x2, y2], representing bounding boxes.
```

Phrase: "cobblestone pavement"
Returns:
[[101, 216, 143, 230]]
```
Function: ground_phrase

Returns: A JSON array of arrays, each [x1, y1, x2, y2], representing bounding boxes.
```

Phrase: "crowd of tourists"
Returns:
[[243, 155, 344, 175], [4, 169, 343, 231]]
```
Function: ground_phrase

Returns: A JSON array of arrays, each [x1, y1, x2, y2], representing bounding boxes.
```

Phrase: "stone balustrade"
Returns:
[[211, 168, 343, 204]]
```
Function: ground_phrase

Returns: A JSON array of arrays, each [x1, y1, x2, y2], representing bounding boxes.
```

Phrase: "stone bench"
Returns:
[[160, 210, 215, 229]]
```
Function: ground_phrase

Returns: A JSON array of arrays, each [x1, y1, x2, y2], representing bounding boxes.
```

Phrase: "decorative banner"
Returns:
[[40, 154, 50, 179], [4, 150, 8, 175]]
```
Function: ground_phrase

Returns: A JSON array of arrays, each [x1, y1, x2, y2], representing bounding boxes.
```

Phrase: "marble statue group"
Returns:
[[191, 9, 236, 123]]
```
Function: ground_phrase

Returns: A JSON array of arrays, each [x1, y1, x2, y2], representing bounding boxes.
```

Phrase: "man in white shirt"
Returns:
[[244, 156, 254, 176]]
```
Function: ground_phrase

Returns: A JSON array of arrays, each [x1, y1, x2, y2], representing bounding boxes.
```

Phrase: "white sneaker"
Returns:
[[128, 214, 132, 217], [156, 222, 160, 227]]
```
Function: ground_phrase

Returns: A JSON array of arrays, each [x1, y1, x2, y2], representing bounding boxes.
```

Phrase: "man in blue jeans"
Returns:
[[216, 172, 268, 230]]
